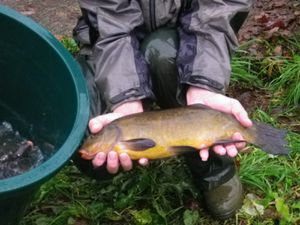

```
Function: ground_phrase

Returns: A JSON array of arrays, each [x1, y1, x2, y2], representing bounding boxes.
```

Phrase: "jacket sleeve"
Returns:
[[177, 0, 252, 94], [78, 0, 154, 111]]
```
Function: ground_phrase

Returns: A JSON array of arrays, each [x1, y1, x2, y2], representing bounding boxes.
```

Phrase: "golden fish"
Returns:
[[79, 105, 289, 160]]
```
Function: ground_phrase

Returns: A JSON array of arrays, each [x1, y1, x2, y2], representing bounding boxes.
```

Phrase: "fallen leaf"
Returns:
[[274, 0, 286, 8], [241, 193, 265, 217], [20, 7, 35, 16], [266, 20, 286, 30], [273, 45, 283, 56], [255, 12, 269, 24], [294, 11, 300, 16]]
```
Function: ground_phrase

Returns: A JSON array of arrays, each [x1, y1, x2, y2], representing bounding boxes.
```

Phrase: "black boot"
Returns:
[[184, 151, 244, 220], [203, 173, 243, 219]]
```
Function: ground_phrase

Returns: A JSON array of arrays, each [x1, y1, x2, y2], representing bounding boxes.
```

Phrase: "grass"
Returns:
[[21, 128, 300, 225], [231, 52, 262, 87], [19, 36, 300, 225], [238, 131, 300, 224], [269, 55, 300, 106], [59, 36, 79, 55]]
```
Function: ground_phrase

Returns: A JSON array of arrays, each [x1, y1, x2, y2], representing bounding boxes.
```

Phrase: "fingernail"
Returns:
[[248, 119, 253, 126], [92, 122, 101, 130], [109, 151, 117, 160], [139, 158, 148, 166], [119, 153, 128, 160], [199, 144, 207, 149], [97, 152, 106, 160], [92, 152, 106, 168], [199, 152, 208, 161], [219, 147, 226, 155], [201, 156, 208, 161]]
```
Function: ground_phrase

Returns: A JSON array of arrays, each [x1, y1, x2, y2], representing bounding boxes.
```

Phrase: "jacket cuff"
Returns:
[[182, 75, 225, 93], [107, 87, 155, 112], [176, 75, 226, 106]]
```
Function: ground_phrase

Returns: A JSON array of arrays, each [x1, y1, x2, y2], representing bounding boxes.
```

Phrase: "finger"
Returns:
[[230, 99, 253, 127], [106, 151, 119, 174], [92, 152, 106, 168], [199, 148, 209, 161], [89, 113, 123, 133], [138, 158, 149, 166], [232, 132, 246, 150], [225, 144, 238, 157], [119, 153, 133, 171], [213, 145, 226, 155]]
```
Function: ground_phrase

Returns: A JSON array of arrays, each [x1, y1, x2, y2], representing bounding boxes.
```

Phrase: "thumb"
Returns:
[[230, 99, 253, 127], [89, 112, 124, 133]]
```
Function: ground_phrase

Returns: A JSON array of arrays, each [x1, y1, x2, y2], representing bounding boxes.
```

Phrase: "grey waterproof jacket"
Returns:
[[74, 0, 252, 111]]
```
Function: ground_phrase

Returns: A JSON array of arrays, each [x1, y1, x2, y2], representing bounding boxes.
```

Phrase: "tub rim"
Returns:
[[0, 5, 90, 195]]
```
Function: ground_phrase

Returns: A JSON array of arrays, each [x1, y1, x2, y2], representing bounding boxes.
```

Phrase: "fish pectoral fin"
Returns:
[[120, 138, 156, 151], [168, 146, 197, 155], [213, 139, 246, 146]]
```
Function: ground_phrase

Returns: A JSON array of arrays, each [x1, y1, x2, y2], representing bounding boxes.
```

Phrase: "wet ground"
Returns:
[[0, 0, 80, 36], [239, 0, 300, 41], [1, 0, 300, 39]]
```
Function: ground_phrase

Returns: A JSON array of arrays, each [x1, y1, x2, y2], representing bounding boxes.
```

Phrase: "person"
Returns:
[[73, 0, 253, 220]]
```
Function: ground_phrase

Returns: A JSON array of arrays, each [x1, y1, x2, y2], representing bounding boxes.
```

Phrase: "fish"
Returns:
[[79, 105, 289, 160], [0, 121, 44, 179]]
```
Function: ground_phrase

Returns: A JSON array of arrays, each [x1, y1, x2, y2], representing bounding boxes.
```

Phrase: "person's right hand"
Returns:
[[186, 86, 252, 161], [88, 100, 149, 174]]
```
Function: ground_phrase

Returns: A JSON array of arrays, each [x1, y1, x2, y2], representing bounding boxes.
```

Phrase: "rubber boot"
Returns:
[[140, 28, 244, 220], [203, 173, 243, 220], [184, 151, 243, 220]]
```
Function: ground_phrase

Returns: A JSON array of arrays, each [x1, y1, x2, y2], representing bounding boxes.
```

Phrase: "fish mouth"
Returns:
[[79, 148, 96, 160]]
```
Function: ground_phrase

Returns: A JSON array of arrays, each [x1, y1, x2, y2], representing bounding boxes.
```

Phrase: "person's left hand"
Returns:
[[186, 86, 253, 161]]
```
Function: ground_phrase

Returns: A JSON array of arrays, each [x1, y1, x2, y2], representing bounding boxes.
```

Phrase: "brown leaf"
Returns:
[[266, 20, 286, 30], [255, 12, 270, 24], [273, 45, 283, 56], [264, 27, 279, 39], [20, 8, 35, 16], [274, 0, 286, 8]]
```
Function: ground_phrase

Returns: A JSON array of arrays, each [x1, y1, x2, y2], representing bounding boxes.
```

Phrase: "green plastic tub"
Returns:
[[0, 5, 89, 225]]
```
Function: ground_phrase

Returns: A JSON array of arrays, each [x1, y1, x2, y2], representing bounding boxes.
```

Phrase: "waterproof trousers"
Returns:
[[73, 28, 236, 191]]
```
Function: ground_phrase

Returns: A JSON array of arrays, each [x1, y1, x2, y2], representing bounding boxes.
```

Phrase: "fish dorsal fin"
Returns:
[[120, 138, 156, 151], [188, 103, 211, 110], [168, 146, 197, 155]]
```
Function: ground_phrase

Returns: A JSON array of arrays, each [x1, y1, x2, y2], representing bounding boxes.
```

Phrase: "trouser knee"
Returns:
[[140, 28, 181, 109]]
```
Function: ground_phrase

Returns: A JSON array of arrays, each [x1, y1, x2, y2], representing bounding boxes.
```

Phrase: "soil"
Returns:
[[227, 86, 272, 114], [239, 0, 300, 41], [0, 0, 80, 36], [1, 0, 300, 39]]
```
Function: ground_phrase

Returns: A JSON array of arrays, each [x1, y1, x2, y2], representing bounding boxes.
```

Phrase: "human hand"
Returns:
[[88, 100, 149, 174], [186, 86, 253, 161]]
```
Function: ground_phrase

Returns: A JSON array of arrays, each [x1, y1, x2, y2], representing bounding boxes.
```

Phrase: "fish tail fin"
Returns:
[[253, 122, 289, 155]]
